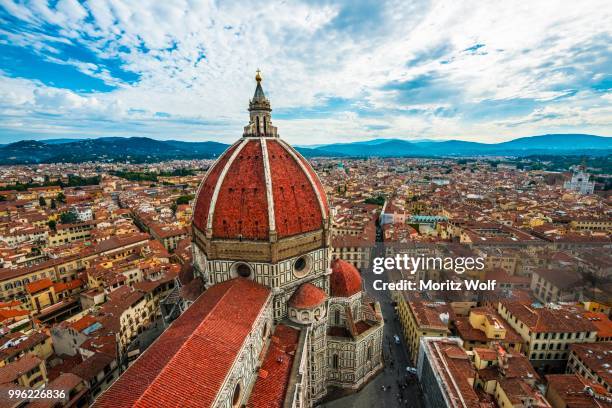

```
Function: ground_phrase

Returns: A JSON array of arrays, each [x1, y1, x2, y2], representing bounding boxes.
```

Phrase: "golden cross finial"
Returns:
[[255, 69, 262, 82]]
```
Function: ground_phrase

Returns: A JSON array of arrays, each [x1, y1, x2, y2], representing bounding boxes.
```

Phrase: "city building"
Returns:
[[396, 294, 451, 365], [453, 306, 524, 353], [566, 342, 612, 393], [563, 169, 595, 195], [497, 301, 598, 372], [416, 337, 485, 408], [545, 374, 612, 407]]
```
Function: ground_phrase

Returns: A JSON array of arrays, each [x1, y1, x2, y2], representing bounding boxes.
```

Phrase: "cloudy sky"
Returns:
[[0, 0, 611, 145]]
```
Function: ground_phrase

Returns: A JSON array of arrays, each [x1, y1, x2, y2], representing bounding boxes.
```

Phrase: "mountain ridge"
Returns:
[[0, 134, 609, 164]]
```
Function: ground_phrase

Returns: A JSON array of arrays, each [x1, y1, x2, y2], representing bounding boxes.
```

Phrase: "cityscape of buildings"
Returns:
[[0, 75, 609, 408]]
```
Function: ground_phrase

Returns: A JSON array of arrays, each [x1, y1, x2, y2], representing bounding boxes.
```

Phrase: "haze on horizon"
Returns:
[[0, 0, 611, 146]]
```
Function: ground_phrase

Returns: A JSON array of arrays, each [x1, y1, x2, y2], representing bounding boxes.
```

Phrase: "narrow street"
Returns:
[[323, 226, 425, 408], [322, 267, 425, 408]]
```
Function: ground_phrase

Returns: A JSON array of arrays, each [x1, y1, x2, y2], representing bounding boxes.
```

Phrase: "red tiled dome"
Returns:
[[330, 259, 362, 297], [288, 283, 327, 309], [192, 138, 329, 241]]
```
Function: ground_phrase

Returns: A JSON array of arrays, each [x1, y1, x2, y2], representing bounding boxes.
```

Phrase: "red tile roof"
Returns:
[[0, 355, 41, 384], [268, 140, 325, 237], [25, 278, 53, 294], [288, 283, 326, 309], [192, 141, 241, 234], [193, 139, 328, 241], [247, 325, 300, 408], [0, 308, 29, 322], [93, 278, 271, 408], [583, 312, 612, 338], [546, 374, 612, 407], [69, 314, 99, 333], [212, 140, 269, 239], [330, 259, 362, 297], [53, 278, 83, 293], [501, 301, 597, 333], [570, 342, 612, 386], [70, 353, 115, 381]]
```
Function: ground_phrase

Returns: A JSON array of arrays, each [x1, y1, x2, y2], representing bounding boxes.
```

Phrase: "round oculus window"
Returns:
[[234, 263, 252, 278], [293, 256, 311, 278]]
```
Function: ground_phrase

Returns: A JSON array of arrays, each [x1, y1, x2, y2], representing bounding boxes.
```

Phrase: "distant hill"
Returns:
[[0, 134, 609, 164], [307, 134, 612, 157], [0, 137, 229, 164], [495, 134, 612, 150]]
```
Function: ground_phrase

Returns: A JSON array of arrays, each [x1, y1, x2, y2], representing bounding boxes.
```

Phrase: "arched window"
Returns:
[[232, 383, 241, 407], [256, 117, 260, 135], [334, 309, 341, 325], [332, 354, 339, 369], [367, 343, 372, 361], [262, 322, 269, 339]]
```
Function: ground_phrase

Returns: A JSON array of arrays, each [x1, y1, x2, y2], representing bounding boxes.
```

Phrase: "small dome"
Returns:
[[330, 259, 362, 297], [288, 283, 327, 309]]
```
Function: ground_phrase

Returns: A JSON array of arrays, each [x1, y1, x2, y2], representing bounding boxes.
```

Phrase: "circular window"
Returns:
[[293, 256, 311, 278], [232, 383, 241, 407], [235, 263, 252, 278]]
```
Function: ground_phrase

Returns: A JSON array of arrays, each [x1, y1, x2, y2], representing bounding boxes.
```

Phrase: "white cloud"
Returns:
[[0, 0, 610, 143]]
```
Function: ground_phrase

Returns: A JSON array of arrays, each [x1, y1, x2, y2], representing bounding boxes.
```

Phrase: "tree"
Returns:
[[364, 195, 385, 206], [50, 199, 57, 209], [59, 211, 78, 224], [48, 220, 57, 231], [171, 202, 178, 214], [57, 192, 66, 203], [39, 196, 46, 207], [176, 194, 194, 205], [0, 195, 6, 202]]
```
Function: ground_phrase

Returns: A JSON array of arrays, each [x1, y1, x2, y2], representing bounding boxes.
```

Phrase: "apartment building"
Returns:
[[566, 342, 612, 393], [453, 306, 523, 353], [396, 294, 450, 365], [497, 301, 598, 372]]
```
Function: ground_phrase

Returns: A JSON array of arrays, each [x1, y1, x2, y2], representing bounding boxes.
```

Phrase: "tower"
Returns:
[[243, 70, 278, 138]]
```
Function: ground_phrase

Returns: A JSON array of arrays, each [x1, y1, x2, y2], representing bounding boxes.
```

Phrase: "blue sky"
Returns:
[[0, 0, 611, 145]]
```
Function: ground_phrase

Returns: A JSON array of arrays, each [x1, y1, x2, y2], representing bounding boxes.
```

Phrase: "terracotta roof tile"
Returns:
[[93, 278, 271, 408], [193, 139, 328, 241], [330, 259, 362, 297], [288, 283, 326, 309], [25, 278, 53, 294], [247, 325, 300, 408]]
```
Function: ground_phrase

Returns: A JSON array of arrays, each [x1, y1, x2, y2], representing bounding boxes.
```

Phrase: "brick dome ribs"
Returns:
[[192, 137, 328, 242], [192, 141, 241, 233], [212, 140, 269, 240], [268, 140, 323, 237], [288, 283, 327, 309], [330, 259, 363, 297]]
